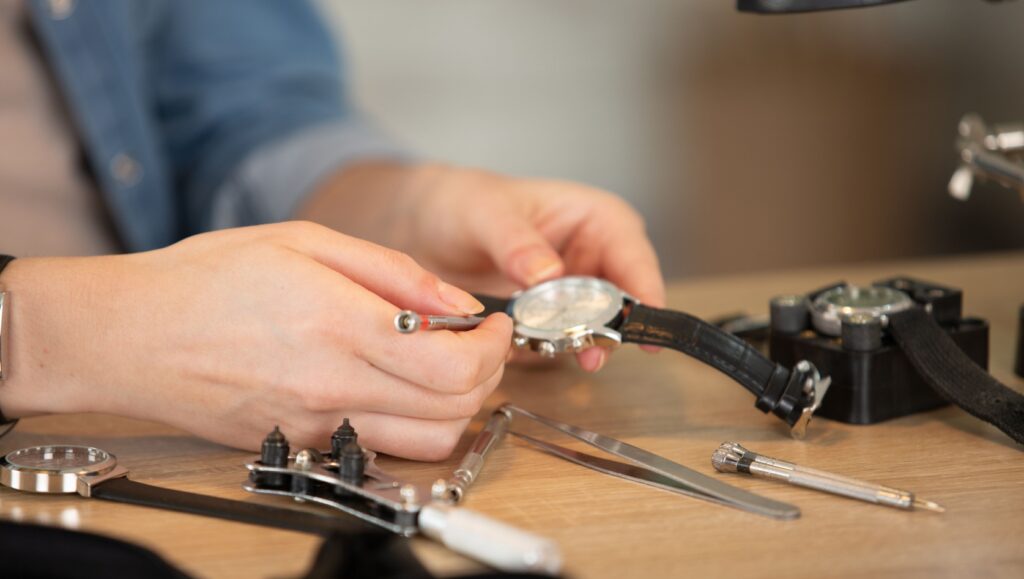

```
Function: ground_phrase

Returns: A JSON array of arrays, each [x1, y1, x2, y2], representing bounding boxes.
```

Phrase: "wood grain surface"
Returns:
[[1, 250, 1022, 578]]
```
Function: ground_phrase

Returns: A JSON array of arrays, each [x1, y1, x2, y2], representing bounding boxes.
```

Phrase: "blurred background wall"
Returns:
[[317, 0, 1024, 278]]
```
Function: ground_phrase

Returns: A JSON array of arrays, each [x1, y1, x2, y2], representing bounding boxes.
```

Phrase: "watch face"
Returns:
[[4, 445, 113, 474], [811, 285, 914, 336], [2, 445, 120, 493], [512, 277, 624, 332]]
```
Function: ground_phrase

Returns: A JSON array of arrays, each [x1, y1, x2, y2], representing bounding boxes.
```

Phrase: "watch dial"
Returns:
[[5, 446, 112, 473], [824, 286, 912, 311], [513, 278, 620, 331]]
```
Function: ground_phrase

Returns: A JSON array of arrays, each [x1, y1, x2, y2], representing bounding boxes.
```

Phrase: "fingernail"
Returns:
[[521, 252, 563, 286], [438, 280, 484, 314], [592, 348, 607, 372]]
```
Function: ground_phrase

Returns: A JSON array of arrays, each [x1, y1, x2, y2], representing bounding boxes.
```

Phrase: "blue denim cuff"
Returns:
[[211, 117, 412, 229]]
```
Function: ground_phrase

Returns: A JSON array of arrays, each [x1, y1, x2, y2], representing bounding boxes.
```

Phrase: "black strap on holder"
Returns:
[[889, 308, 1024, 445]]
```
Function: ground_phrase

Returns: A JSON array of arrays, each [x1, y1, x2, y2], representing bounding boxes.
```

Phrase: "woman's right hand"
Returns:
[[0, 221, 513, 460]]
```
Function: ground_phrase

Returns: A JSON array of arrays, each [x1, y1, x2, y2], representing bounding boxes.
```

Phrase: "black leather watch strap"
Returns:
[[889, 307, 1024, 445], [0, 255, 14, 277], [617, 304, 809, 426], [91, 477, 368, 535], [475, 294, 511, 316]]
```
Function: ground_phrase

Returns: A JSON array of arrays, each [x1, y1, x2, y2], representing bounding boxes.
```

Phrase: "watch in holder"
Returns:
[[476, 276, 831, 438], [770, 277, 1024, 445], [0, 445, 361, 535]]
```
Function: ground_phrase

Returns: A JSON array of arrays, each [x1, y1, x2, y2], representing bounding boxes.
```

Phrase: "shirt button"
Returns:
[[48, 0, 75, 19], [111, 153, 142, 187]]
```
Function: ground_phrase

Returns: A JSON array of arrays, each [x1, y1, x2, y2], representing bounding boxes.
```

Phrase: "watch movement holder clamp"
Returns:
[[767, 278, 992, 426]]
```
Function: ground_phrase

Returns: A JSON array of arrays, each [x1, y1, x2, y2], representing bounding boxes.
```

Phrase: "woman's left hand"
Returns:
[[392, 164, 666, 372], [299, 161, 666, 372]]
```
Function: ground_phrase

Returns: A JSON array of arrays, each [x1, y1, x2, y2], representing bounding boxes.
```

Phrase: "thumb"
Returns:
[[470, 211, 564, 287]]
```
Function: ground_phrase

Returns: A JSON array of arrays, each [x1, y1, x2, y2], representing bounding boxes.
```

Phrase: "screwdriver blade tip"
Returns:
[[913, 498, 946, 513]]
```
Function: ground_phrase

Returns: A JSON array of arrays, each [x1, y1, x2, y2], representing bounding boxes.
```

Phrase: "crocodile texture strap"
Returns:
[[475, 294, 511, 316], [617, 304, 808, 425], [91, 477, 368, 535], [889, 308, 1024, 445]]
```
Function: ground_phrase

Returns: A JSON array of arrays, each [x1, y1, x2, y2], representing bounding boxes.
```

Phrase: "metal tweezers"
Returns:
[[441, 403, 799, 520]]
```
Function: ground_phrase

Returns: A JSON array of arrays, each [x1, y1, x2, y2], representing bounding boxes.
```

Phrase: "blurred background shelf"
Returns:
[[321, 0, 1024, 277]]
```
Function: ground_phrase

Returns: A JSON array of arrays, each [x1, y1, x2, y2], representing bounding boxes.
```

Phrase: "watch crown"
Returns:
[[537, 341, 557, 358], [513, 335, 530, 349], [570, 335, 590, 351]]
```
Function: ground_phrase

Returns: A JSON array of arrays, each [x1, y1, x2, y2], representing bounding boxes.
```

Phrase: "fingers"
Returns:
[[598, 221, 665, 309], [316, 412, 473, 461], [336, 355, 505, 420], [575, 346, 608, 373], [281, 221, 484, 315], [466, 197, 565, 287], [358, 309, 514, 395]]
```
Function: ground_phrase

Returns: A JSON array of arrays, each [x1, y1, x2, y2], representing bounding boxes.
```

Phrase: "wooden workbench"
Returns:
[[2, 251, 1022, 578]]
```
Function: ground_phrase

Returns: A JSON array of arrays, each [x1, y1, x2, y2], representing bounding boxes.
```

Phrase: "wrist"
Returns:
[[0, 257, 108, 419], [293, 160, 452, 251]]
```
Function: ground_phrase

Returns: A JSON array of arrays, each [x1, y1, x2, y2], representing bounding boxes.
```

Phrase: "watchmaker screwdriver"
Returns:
[[394, 310, 485, 333], [434, 408, 512, 503], [712, 442, 945, 513]]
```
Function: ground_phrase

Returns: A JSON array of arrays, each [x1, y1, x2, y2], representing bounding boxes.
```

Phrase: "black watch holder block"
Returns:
[[768, 277, 989, 424]]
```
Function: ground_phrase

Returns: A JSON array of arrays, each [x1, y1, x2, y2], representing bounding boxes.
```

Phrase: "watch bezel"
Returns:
[[1, 445, 119, 494], [809, 285, 915, 337], [510, 276, 631, 354]]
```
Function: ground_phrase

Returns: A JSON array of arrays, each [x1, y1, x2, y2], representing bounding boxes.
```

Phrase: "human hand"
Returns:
[[0, 222, 512, 460], [392, 164, 666, 372]]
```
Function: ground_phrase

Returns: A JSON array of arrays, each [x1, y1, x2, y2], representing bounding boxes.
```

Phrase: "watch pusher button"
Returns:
[[513, 335, 530, 349], [537, 341, 557, 358]]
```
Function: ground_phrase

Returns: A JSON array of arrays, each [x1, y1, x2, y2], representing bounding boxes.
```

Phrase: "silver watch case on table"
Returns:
[[0, 445, 128, 497], [809, 285, 915, 337], [508, 276, 636, 358]]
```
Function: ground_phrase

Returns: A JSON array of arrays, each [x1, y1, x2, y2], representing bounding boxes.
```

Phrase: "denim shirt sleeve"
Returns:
[[150, 0, 403, 234], [209, 115, 410, 229]]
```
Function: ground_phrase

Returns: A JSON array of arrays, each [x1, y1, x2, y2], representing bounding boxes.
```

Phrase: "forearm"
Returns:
[[293, 160, 443, 253]]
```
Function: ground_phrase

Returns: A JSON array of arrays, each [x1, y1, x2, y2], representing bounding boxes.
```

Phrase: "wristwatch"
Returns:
[[0, 444, 363, 535], [476, 276, 831, 438], [805, 280, 1024, 445]]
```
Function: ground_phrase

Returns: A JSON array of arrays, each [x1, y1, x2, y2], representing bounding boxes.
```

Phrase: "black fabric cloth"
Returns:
[[0, 521, 190, 579], [0, 520, 556, 579]]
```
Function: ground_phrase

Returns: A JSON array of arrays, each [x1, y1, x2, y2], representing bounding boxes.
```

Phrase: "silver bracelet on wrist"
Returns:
[[0, 289, 8, 381], [0, 254, 17, 434]]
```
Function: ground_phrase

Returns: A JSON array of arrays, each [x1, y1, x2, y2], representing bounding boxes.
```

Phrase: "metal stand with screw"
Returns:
[[244, 422, 562, 575], [950, 113, 1024, 201]]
